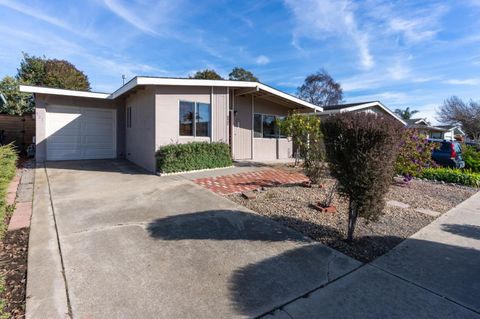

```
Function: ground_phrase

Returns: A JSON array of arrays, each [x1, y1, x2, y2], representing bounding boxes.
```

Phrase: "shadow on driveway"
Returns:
[[441, 224, 480, 240], [146, 210, 309, 243]]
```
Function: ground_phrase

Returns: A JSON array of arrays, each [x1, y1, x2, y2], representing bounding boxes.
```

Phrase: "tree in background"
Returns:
[[437, 96, 480, 141], [190, 69, 224, 80], [0, 76, 32, 115], [17, 53, 90, 90], [228, 67, 259, 82], [395, 129, 436, 179], [394, 107, 419, 120], [297, 69, 343, 107], [321, 112, 403, 241], [0, 53, 91, 115]]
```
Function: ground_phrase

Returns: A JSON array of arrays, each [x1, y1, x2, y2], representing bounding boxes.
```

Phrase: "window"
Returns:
[[179, 101, 211, 137], [196, 103, 211, 137], [179, 101, 194, 136], [126, 107, 132, 128], [253, 113, 285, 138]]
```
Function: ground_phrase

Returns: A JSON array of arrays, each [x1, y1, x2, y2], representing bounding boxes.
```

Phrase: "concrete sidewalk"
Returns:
[[264, 191, 480, 319]]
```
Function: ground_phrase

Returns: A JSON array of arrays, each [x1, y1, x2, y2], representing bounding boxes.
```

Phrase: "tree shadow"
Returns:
[[146, 210, 309, 243], [441, 224, 480, 240], [229, 237, 480, 317]]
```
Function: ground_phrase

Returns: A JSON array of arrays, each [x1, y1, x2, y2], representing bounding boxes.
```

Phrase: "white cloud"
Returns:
[[284, 0, 374, 69], [0, 0, 98, 41], [444, 78, 480, 85], [255, 55, 270, 65]]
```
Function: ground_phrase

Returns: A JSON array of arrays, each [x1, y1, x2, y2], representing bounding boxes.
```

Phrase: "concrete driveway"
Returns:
[[28, 160, 360, 319]]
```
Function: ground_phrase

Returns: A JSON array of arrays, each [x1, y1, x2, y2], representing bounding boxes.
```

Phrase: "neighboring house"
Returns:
[[20, 77, 322, 172], [406, 118, 466, 141], [315, 101, 407, 125]]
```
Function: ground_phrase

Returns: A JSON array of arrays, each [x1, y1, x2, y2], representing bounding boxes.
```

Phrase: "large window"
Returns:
[[179, 101, 211, 137], [253, 113, 286, 138]]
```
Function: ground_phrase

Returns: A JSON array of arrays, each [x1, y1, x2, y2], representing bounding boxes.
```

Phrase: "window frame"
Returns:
[[253, 113, 286, 139], [126, 106, 132, 128], [179, 100, 211, 137]]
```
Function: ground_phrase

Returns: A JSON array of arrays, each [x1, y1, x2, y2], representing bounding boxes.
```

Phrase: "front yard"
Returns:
[[228, 175, 477, 262]]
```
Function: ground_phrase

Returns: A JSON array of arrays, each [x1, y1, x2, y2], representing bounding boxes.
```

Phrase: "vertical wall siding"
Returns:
[[233, 94, 252, 159], [125, 88, 156, 172], [212, 86, 228, 143]]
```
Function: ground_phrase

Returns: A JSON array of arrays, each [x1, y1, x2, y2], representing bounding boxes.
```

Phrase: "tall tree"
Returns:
[[190, 69, 223, 80], [437, 96, 480, 141], [394, 107, 419, 120], [0, 76, 32, 115], [228, 67, 259, 81], [297, 69, 343, 107], [0, 53, 91, 115], [17, 53, 90, 90]]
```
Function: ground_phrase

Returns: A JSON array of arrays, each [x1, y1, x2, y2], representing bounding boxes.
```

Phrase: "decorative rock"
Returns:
[[415, 208, 441, 217], [312, 203, 337, 213], [242, 191, 257, 200], [387, 200, 410, 209]]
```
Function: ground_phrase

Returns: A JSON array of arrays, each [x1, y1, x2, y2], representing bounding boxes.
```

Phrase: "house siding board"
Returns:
[[125, 89, 156, 172], [233, 95, 252, 160], [34, 94, 123, 162], [212, 86, 228, 143]]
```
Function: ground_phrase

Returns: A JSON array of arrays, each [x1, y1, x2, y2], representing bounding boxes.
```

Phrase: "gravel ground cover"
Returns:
[[227, 177, 477, 262]]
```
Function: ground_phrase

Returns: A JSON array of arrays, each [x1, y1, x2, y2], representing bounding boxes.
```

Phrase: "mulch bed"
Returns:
[[0, 228, 28, 318], [228, 177, 478, 262]]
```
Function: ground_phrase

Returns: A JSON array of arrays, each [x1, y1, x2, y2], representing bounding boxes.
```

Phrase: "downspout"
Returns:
[[226, 86, 229, 143], [232, 89, 235, 159], [251, 94, 254, 160], [210, 86, 213, 142]]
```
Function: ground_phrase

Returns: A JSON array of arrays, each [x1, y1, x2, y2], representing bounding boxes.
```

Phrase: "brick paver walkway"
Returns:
[[193, 168, 308, 194]]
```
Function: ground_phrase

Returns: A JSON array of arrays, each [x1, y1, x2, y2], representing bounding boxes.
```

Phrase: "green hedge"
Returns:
[[463, 145, 480, 173], [0, 144, 17, 237], [421, 167, 480, 187], [156, 142, 232, 173]]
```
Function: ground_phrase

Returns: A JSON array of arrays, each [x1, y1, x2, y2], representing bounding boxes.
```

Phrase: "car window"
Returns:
[[440, 142, 450, 152]]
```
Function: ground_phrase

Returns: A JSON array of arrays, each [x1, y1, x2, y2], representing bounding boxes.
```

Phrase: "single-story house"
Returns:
[[406, 118, 466, 141], [315, 101, 407, 125], [20, 77, 322, 172]]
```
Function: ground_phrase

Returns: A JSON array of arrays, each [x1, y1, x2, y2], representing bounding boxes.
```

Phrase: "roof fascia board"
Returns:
[[19, 85, 109, 99]]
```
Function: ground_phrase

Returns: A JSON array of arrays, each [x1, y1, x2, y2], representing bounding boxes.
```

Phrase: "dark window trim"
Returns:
[[253, 113, 286, 139], [179, 100, 211, 137], [126, 106, 132, 128]]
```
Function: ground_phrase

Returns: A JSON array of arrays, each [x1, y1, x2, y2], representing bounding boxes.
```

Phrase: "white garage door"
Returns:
[[46, 105, 116, 160]]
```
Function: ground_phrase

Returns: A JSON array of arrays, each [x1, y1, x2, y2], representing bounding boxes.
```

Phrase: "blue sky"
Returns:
[[1, 0, 480, 123]]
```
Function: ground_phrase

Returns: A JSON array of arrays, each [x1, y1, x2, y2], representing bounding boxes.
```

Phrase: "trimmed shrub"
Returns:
[[0, 144, 18, 237], [321, 112, 403, 241], [156, 142, 232, 173], [395, 129, 436, 178], [463, 145, 480, 173], [421, 167, 480, 187]]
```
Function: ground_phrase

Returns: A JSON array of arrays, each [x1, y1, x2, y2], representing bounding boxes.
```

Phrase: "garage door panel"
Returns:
[[46, 105, 116, 160]]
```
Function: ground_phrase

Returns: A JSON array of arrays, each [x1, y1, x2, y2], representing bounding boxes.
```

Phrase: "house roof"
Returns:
[[20, 76, 322, 112], [318, 101, 407, 125], [405, 118, 429, 125]]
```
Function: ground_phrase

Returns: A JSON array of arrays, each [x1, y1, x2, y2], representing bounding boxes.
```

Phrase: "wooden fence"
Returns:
[[0, 114, 35, 152]]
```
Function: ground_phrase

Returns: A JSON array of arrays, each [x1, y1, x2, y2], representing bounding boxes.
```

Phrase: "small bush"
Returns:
[[0, 144, 18, 237], [322, 112, 403, 241], [421, 167, 480, 187], [156, 142, 232, 173], [395, 129, 436, 178], [463, 145, 480, 173]]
